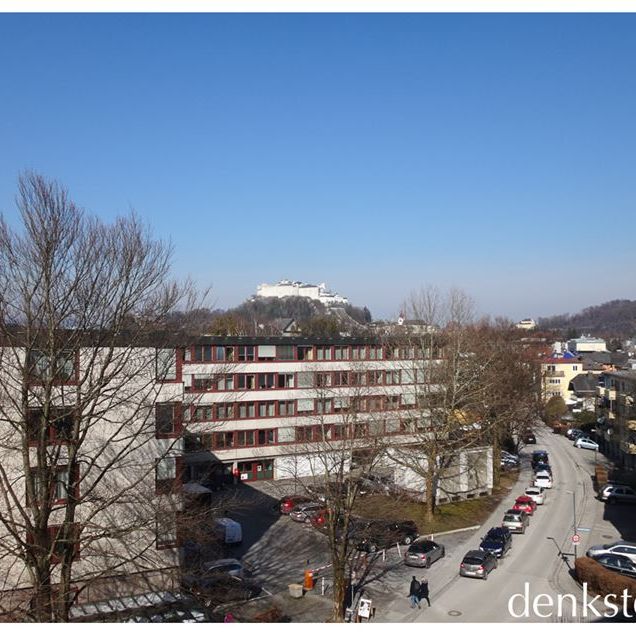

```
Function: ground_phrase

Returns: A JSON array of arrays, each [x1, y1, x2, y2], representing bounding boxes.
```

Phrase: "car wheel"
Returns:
[[425, 558, 430, 569], [441, 547, 446, 558], [493, 560, 498, 570], [483, 571, 488, 581], [521, 527, 526, 534]]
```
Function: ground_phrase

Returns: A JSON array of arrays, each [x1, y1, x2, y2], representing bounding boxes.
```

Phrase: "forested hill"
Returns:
[[538, 299, 636, 337]]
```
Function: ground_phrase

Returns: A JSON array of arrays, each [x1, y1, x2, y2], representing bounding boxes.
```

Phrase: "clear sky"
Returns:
[[1, 12, 635, 321]]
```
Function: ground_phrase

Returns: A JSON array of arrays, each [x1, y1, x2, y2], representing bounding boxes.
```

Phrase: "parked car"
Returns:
[[459, 550, 498, 580], [524, 487, 545, 505], [599, 484, 636, 503], [479, 527, 512, 558], [404, 539, 446, 568], [213, 518, 242, 545], [533, 462, 552, 475], [522, 432, 537, 444], [355, 519, 419, 552], [599, 484, 636, 504], [586, 541, 636, 566], [290, 502, 325, 523], [501, 451, 519, 463], [534, 472, 553, 489], [354, 472, 402, 496], [531, 450, 549, 469], [200, 559, 247, 579], [592, 554, 636, 578], [574, 437, 599, 451], [512, 496, 537, 515], [278, 495, 313, 515], [566, 428, 585, 440], [181, 573, 262, 607], [502, 509, 529, 534]]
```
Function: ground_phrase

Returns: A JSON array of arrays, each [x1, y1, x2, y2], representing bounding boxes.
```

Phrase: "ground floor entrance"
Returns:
[[237, 459, 274, 481]]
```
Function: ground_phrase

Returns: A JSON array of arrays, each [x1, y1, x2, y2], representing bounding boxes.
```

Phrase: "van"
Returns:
[[213, 518, 243, 545]]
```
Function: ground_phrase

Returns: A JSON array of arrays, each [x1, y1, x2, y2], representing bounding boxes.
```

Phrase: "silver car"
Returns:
[[404, 539, 445, 568], [574, 437, 599, 451], [289, 502, 324, 523], [502, 509, 529, 534], [586, 541, 636, 565], [459, 550, 498, 580]]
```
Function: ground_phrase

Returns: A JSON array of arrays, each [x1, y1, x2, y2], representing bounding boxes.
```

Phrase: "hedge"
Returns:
[[575, 556, 636, 601]]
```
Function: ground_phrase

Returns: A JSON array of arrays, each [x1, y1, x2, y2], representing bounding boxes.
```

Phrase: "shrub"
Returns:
[[575, 557, 636, 601]]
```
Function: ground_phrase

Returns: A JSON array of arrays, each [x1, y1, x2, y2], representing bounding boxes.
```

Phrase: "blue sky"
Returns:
[[1, 13, 635, 321]]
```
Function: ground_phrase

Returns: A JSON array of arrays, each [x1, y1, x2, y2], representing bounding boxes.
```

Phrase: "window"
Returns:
[[368, 346, 384, 360], [331, 424, 347, 440], [386, 395, 400, 409], [28, 350, 77, 383], [192, 406, 213, 422], [316, 399, 333, 414], [192, 375, 215, 390], [156, 513, 177, 549], [216, 403, 234, 420], [295, 426, 324, 443], [277, 373, 295, 389], [155, 456, 179, 494], [27, 408, 75, 446], [257, 345, 276, 360], [216, 346, 235, 362], [155, 403, 181, 437], [366, 397, 384, 412], [30, 465, 77, 504], [41, 524, 81, 561], [156, 349, 177, 381], [257, 429, 275, 445], [316, 346, 332, 361], [258, 402, 275, 418], [237, 374, 255, 390], [258, 373, 275, 389], [237, 430, 255, 446], [333, 397, 350, 412], [297, 346, 314, 361], [278, 400, 295, 416], [213, 432, 235, 449], [239, 402, 256, 419], [238, 346, 255, 361], [193, 346, 212, 362], [351, 346, 367, 360], [334, 371, 349, 387], [276, 345, 295, 361], [217, 375, 235, 391], [316, 372, 332, 388], [367, 370, 383, 386], [385, 370, 401, 385], [351, 372, 367, 386], [334, 346, 349, 360]]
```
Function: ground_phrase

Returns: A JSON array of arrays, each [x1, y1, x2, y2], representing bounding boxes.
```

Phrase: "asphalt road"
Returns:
[[396, 427, 621, 623]]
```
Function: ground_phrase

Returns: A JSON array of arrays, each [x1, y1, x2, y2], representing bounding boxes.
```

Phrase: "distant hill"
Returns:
[[538, 299, 636, 337]]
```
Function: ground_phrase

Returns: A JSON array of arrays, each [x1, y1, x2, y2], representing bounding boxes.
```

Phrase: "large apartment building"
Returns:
[[596, 370, 636, 471], [0, 334, 493, 618]]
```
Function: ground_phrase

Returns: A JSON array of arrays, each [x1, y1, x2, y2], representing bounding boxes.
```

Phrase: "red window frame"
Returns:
[[155, 403, 183, 439]]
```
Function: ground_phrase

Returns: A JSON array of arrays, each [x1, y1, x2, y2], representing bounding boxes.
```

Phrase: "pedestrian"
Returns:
[[408, 575, 421, 609], [419, 577, 431, 607]]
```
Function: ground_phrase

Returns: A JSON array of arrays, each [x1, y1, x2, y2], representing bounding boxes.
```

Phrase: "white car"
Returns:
[[586, 541, 636, 565], [574, 437, 599, 451], [525, 486, 545, 505], [201, 558, 248, 578], [534, 472, 553, 489]]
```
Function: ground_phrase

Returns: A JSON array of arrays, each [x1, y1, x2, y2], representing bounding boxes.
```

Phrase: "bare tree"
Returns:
[[0, 173, 201, 621], [387, 287, 495, 522]]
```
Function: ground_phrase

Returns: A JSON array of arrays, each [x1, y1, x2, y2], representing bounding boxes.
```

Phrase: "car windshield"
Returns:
[[463, 556, 484, 565], [504, 515, 519, 522], [411, 541, 435, 552]]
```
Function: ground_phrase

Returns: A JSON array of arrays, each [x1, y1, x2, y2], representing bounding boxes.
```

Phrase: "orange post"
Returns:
[[303, 568, 314, 591]]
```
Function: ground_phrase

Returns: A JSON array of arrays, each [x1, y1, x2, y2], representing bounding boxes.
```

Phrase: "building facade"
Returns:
[[596, 370, 636, 471], [541, 357, 583, 403], [256, 280, 349, 305]]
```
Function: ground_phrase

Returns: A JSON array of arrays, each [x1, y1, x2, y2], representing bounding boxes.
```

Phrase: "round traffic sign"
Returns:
[[572, 534, 580, 544]]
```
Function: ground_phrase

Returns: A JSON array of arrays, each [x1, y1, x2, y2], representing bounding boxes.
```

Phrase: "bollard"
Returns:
[[303, 568, 314, 591], [321, 576, 325, 595], [381, 550, 386, 562], [396, 542, 402, 557]]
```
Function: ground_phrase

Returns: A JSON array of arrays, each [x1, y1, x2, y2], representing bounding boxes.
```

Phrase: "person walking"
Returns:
[[419, 577, 431, 607], [408, 575, 422, 609]]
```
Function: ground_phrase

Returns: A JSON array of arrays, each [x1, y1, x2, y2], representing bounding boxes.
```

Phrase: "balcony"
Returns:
[[544, 370, 565, 378], [627, 420, 636, 432]]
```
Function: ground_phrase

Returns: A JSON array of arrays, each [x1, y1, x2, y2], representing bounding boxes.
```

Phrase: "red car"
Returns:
[[512, 496, 537, 515], [278, 495, 312, 515]]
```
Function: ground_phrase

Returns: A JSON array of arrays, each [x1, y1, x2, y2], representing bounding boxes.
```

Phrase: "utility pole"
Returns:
[[571, 490, 577, 560]]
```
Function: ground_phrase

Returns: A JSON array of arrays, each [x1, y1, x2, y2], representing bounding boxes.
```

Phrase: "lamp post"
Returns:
[[566, 489, 577, 560]]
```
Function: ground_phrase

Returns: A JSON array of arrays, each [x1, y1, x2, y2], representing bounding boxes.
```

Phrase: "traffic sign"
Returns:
[[572, 534, 580, 544]]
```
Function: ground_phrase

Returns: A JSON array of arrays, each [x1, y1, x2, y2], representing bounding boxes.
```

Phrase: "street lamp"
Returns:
[[566, 489, 577, 560]]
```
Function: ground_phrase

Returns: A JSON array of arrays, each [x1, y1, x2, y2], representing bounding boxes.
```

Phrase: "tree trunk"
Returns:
[[424, 471, 436, 523], [331, 561, 347, 622]]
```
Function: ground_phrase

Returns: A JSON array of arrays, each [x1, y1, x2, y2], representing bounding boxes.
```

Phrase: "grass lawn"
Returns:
[[352, 470, 520, 535]]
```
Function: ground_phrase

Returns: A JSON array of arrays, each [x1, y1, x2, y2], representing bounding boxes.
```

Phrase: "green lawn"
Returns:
[[353, 471, 520, 535]]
